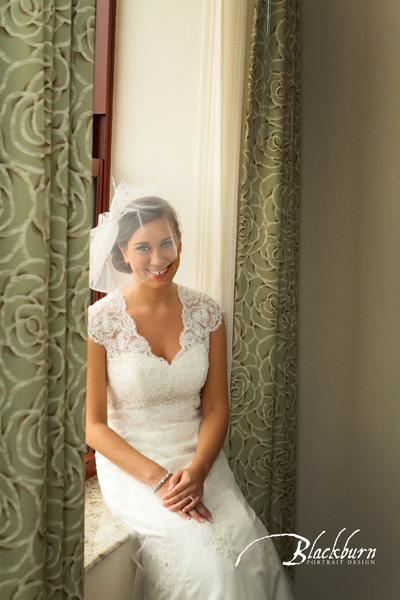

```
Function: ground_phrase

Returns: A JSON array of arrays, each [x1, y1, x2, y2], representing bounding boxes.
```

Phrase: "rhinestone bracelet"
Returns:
[[153, 471, 172, 493]]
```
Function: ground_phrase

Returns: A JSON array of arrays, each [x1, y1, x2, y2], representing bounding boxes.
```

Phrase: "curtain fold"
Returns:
[[194, 0, 248, 456], [0, 2, 95, 598], [229, 0, 300, 563], [194, 0, 248, 332]]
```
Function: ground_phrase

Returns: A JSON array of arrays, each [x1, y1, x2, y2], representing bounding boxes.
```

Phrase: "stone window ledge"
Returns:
[[84, 475, 130, 572]]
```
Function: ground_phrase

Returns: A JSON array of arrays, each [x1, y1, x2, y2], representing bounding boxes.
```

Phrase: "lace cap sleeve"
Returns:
[[203, 293, 223, 333], [88, 301, 106, 346], [180, 286, 224, 342]]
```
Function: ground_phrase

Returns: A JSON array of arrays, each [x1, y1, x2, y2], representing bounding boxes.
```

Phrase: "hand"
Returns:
[[160, 467, 205, 513], [154, 474, 212, 523]]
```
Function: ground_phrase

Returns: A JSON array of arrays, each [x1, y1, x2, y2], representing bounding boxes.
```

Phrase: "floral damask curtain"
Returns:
[[229, 0, 300, 562], [0, 2, 95, 599]]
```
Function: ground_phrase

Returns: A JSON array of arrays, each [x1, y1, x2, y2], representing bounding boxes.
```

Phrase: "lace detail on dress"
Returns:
[[259, 537, 281, 568], [108, 387, 122, 410], [147, 545, 184, 590], [178, 286, 223, 351], [201, 511, 238, 569], [88, 292, 149, 361], [206, 464, 228, 494], [88, 285, 223, 362]]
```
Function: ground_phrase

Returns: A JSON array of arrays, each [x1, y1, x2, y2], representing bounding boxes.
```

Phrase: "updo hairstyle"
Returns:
[[111, 197, 181, 274]]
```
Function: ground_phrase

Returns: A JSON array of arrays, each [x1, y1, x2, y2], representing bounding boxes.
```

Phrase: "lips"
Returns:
[[147, 265, 170, 279]]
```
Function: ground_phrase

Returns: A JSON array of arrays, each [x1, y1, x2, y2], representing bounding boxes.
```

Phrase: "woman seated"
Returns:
[[86, 183, 298, 599]]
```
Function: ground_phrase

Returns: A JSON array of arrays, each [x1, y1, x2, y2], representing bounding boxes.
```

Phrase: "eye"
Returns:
[[135, 245, 150, 252], [161, 240, 173, 248]]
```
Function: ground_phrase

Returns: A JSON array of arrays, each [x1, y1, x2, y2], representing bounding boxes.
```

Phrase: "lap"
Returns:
[[96, 450, 294, 599]]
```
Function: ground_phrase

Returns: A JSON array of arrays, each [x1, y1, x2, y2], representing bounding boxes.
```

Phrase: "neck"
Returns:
[[122, 281, 178, 311]]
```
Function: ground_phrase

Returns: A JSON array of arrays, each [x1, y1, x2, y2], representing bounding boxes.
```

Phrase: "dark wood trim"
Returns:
[[85, 451, 97, 481], [91, 158, 106, 305], [92, 0, 117, 216], [92, 157, 105, 205]]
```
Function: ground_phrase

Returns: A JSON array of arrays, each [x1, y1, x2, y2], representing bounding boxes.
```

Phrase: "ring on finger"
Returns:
[[188, 496, 195, 502]]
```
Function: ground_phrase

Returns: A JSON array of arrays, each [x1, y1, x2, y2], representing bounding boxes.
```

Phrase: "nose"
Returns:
[[149, 247, 165, 266]]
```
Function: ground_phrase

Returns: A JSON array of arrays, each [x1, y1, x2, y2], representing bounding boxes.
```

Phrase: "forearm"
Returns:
[[190, 406, 229, 478], [87, 423, 166, 487], [188, 321, 230, 480], [159, 406, 229, 511]]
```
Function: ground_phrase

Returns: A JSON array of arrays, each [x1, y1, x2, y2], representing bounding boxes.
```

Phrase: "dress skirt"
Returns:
[[96, 448, 297, 600]]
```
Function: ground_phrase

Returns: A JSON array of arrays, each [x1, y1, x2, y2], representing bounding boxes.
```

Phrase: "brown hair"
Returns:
[[111, 197, 181, 274]]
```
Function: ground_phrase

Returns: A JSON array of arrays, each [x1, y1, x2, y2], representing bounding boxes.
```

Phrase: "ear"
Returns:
[[118, 244, 129, 263]]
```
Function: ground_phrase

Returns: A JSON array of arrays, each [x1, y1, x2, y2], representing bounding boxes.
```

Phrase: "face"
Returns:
[[119, 218, 181, 287]]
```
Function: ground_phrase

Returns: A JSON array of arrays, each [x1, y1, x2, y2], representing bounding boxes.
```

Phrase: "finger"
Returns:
[[166, 496, 196, 512], [162, 487, 194, 505], [163, 477, 193, 498], [194, 502, 213, 522], [162, 480, 186, 499], [167, 471, 182, 491], [182, 496, 199, 512], [188, 508, 205, 523], [177, 509, 191, 521]]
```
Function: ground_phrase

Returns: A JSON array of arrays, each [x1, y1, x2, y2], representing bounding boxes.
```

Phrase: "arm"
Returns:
[[190, 319, 230, 476], [161, 320, 230, 512], [86, 337, 212, 523], [86, 337, 166, 485]]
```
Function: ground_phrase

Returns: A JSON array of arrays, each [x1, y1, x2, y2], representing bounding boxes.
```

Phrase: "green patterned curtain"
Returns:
[[229, 0, 300, 562], [0, 2, 95, 599]]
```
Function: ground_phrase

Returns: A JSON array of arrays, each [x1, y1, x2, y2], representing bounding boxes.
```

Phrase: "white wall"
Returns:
[[110, 0, 204, 289], [295, 1, 400, 598]]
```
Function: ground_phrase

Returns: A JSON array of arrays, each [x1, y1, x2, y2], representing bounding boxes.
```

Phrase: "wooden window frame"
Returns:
[[86, 0, 117, 480]]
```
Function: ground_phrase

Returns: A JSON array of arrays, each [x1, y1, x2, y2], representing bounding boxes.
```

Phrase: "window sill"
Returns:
[[84, 475, 130, 572]]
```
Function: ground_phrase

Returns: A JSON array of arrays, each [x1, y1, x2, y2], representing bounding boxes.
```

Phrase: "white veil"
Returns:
[[89, 180, 179, 294]]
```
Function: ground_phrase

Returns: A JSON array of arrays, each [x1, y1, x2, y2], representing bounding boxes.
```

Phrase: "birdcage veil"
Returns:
[[89, 180, 180, 293]]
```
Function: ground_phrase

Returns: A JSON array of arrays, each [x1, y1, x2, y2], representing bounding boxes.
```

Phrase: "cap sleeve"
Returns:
[[191, 289, 224, 335], [87, 302, 106, 347], [204, 294, 224, 333], [179, 286, 224, 344]]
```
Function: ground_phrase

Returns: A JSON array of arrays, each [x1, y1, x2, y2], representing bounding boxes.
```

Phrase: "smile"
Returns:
[[147, 265, 170, 277]]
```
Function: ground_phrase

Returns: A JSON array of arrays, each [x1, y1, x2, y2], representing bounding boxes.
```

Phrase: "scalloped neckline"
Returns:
[[116, 285, 186, 366]]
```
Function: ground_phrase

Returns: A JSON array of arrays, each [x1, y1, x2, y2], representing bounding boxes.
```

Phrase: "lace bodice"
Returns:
[[88, 285, 222, 362], [88, 285, 223, 460]]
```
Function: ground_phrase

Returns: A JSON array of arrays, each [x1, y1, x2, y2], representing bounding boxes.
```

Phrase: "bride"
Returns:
[[86, 183, 297, 599]]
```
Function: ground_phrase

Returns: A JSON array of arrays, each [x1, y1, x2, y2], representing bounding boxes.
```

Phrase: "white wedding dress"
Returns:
[[88, 285, 296, 600]]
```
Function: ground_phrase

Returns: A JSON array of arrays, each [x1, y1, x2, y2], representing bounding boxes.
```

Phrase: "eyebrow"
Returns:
[[133, 236, 173, 247]]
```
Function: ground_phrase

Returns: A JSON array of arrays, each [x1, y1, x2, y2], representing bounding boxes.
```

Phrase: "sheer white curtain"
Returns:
[[195, 0, 249, 385]]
